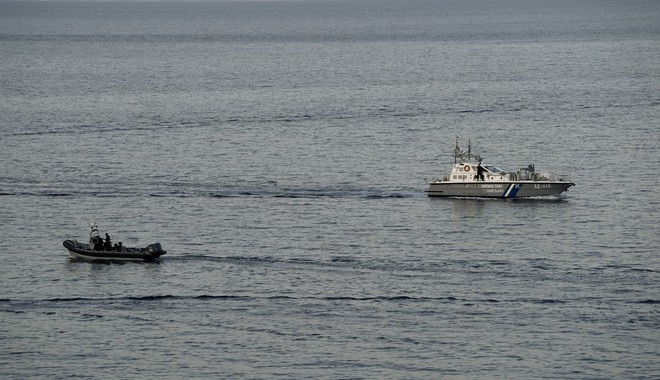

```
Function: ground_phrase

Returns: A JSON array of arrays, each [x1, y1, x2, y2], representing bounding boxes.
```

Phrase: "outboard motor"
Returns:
[[145, 243, 166, 255]]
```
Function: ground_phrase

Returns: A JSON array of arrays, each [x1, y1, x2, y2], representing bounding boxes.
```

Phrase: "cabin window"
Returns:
[[453, 175, 457, 179], [484, 165, 506, 173]]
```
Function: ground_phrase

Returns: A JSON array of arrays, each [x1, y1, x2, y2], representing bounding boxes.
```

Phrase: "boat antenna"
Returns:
[[454, 136, 460, 163], [468, 139, 471, 159]]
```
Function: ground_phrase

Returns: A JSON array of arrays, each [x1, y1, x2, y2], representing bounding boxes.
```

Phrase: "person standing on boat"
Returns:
[[104, 233, 112, 251], [477, 160, 485, 181]]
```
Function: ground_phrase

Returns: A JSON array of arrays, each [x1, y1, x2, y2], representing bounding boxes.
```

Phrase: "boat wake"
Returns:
[[1, 184, 422, 200]]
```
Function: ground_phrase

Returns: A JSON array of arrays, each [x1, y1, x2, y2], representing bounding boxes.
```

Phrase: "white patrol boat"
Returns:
[[425, 138, 575, 198]]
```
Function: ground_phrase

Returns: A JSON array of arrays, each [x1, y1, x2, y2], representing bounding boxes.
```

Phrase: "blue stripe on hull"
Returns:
[[503, 184, 521, 198]]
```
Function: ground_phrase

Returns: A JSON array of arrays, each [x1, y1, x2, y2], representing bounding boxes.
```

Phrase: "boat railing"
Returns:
[[558, 173, 572, 182], [535, 172, 572, 182]]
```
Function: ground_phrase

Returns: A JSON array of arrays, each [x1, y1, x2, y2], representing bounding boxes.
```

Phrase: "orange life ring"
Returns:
[[464, 165, 470, 172]]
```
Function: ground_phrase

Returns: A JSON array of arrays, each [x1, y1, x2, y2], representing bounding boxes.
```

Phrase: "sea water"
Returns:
[[1, 0, 658, 378]]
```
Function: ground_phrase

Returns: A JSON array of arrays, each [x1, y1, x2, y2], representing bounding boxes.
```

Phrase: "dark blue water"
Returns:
[[1, 0, 659, 378]]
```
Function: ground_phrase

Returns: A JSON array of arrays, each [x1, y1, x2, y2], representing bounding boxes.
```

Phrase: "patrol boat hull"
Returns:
[[426, 181, 573, 198], [63, 240, 166, 261]]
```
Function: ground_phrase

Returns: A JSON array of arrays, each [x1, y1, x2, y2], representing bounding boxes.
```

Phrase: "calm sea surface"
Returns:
[[1, 0, 659, 378]]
